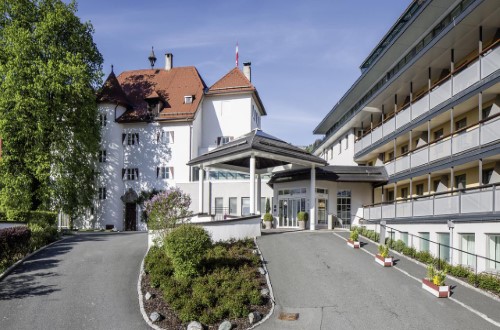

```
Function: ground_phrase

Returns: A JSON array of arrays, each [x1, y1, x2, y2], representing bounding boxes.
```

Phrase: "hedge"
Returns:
[[0, 210, 57, 225], [0, 226, 31, 263]]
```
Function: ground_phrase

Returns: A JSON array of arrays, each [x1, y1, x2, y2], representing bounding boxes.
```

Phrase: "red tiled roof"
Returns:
[[206, 67, 266, 115], [100, 67, 206, 123], [206, 67, 255, 95]]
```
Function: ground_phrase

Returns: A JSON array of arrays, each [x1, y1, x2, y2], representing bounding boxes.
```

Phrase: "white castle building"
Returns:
[[81, 53, 273, 231]]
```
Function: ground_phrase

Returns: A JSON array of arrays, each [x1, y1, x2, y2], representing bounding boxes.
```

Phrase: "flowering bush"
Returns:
[[144, 187, 192, 238]]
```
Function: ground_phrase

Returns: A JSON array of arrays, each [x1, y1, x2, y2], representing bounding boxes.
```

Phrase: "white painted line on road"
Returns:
[[449, 297, 500, 328], [331, 232, 500, 329]]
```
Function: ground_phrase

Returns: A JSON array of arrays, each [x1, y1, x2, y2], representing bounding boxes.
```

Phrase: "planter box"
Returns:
[[264, 221, 272, 229], [298, 220, 306, 230], [347, 239, 360, 249], [375, 254, 393, 267], [421, 278, 450, 298]]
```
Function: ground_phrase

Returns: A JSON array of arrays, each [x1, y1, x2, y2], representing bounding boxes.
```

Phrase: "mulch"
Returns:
[[140, 267, 272, 330]]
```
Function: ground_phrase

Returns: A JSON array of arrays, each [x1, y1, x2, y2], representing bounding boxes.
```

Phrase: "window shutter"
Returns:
[[157, 132, 160, 143], [136, 133, 139, 144], [156, 167, 159, 178], [135, 168, 139, 179], [170, 167, 174, 179], [122, 133, 126, 144], [122, 168, 125, 179], [170, 131, 174, 143], [217, 137, 221, 145]]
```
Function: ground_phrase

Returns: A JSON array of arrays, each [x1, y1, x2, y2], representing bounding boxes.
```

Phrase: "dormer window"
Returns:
[[145, 90, 161, 117], [184, 95, 193, 104]]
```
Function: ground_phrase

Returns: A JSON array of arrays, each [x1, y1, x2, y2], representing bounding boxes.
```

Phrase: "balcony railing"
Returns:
[[354, 40, 500, 156], [363, 184, 500, 221]]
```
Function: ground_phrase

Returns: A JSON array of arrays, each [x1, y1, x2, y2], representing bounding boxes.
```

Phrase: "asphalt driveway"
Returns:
[[0, 232, 149, 330], [256, 230, 500, 330]]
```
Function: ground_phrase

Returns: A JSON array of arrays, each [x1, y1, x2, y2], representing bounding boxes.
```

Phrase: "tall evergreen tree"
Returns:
[[0, 0, 103, 215]]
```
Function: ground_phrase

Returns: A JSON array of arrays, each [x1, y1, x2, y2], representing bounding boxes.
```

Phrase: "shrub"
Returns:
[[164, 225, 212, 279], [402, 246, 417, 258], [28, 222, 58, 251], [263, 213, 273, 222], [415, 250, 434, 264], [378, 244, 389, 258], [297, 211, 308, 221], [265, 198, 271, 214], [144, 246, 174, 287], [446, 264, 473, 278], [476, 273, 500, 293], [393, 239, 406, 253], [349, 229, 359, 242], [0, 226, 31, 268], [144, 187, 192, 240]]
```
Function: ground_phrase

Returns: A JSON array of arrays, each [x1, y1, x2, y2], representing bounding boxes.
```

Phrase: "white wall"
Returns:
[[361, 222, 500, 273], [322, 131, 357, 166]]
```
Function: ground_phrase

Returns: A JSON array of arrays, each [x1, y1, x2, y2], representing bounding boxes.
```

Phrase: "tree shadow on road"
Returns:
[[0, 272, 60, 300]]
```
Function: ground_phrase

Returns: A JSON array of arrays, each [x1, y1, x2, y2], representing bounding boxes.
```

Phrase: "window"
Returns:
[[241, 197, 250, 216], [401, 187, 408, 199], [217, 136, 233, 146], [338, 141, 342, 154], [433, 179, 441, 192], [123, 133, 139, 146], [482, 105, 493, 119], [260, 197, 266, 214], [455, 174, 466, 189], [229, 197, 237, 215], [416, 184, 424, 196], [438, 233, 450, 262], [214, 198, 223, 215], [461, 234, 475, 267], [401, 144, 409, 155], [488, 235, 500, 270], [336, 190, 351, 225], [99, 150, 106, 163], [184, 95, 193, 104], [252, 106, 261, 126], [419, 232, 430, 252], [482, 168, 494, 185], [387, 190, 394, 202], [400, 232, 408, 245], [158, 131, 173, 144], [434, 128, 444, 140], [388, 151, 394, 161], [157, 166, 173, 179], [99, 114, 107, 127], [98, 187, 106, 200], [345, 135, 349, 149], [455, 118, 467, 131], [123, 168, 139, 180]]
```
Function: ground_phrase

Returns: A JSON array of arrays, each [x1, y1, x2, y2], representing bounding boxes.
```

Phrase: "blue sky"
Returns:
[[74, 0, 410, 146]]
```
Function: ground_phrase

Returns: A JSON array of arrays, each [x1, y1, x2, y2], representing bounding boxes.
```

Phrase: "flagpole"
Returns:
[[236, 42, 239, 67]]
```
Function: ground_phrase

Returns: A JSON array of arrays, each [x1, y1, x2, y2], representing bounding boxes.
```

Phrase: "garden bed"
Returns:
[[141, 239, 272, 329]]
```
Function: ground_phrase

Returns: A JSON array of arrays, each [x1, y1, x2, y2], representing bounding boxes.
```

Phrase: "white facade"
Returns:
[[78, 66, 271, 231]]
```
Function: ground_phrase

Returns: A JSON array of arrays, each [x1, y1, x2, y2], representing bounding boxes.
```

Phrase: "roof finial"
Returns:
[[111, 64, 114, 73], [148, 46, 157, 69], [235, 42, 239, 67]]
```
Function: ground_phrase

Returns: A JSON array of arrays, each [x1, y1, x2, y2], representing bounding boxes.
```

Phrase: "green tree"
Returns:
[[0, 0, 103, 215]]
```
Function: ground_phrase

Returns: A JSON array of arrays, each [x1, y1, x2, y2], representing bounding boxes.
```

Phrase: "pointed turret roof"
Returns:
[[97, 71, 131, 108]]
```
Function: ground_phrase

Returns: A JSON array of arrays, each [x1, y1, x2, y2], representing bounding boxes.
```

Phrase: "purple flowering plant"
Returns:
[[143, 187, 192, 234]]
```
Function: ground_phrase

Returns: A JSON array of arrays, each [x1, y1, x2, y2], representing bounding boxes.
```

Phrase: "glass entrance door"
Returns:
[[278, 198, 305, 227], [317, 199, 327, 225]]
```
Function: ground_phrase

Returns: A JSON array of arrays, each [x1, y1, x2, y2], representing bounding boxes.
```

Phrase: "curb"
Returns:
[[0, 235, 69, 282], [137, 247, 163, 330], [247, 236, 276, 330]]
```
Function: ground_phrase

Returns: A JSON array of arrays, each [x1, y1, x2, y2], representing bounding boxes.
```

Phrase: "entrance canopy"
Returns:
[[187, 129, 327, 172], [187, 129, 327, 229]]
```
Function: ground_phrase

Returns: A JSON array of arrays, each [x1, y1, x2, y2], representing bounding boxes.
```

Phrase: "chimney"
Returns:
[[165, 53, 173, 71], [243, 62, 251, 82]]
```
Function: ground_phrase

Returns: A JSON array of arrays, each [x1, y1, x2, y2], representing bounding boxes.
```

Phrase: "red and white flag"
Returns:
[[236, 42, 239, 67]]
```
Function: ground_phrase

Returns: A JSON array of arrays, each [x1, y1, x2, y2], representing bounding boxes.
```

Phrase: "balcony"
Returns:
[[363, 184, 500, 221], [382, 114, 500, 177], [354, 41, 500, 156]]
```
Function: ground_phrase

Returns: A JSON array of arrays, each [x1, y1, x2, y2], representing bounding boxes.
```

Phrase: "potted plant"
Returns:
[[297, 211, 308, 230], [347, 229, 360, 248], [375, 244, 393, 267], [263, 213, 273, 229], [421, 265, 450, 298]]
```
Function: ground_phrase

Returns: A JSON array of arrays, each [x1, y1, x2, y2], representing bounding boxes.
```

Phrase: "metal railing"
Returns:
[[356, 217, 500, 284]]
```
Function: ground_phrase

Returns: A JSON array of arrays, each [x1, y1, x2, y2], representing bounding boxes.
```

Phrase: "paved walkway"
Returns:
[[256, 230, 500, 330], [0, 232, 149, 330]]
